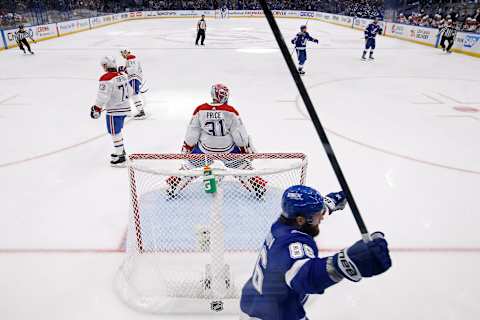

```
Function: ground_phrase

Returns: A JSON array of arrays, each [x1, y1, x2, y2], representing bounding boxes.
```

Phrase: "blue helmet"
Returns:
[[281, 185, 325, 220]]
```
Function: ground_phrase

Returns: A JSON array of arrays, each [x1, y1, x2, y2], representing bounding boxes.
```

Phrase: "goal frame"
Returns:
[[128, 152, 308, 255]]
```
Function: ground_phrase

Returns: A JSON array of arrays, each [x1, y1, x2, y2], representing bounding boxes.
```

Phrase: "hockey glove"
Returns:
[[90, 105, 102, 119], [314, 39, 319, 44], [324, 191, 346, 214], [118, 66, 126, 72], [182, 142, 194, 154], [332, 232, 392, 282]]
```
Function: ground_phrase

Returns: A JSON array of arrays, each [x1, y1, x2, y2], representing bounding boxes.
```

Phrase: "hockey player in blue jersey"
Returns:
[[362, 17, 383, 60], [240, 185, 392, 320], [291, 25, 318, 75]]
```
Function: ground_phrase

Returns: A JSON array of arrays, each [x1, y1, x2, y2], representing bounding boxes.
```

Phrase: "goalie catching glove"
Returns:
[[90, 105, 102, 119], [329, 232, 392, 282]]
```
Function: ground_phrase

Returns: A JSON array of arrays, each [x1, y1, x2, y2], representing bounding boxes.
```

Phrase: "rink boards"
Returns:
[[1, 10, 479, 57]]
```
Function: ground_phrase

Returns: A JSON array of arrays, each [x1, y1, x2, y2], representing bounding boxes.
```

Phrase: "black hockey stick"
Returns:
[[259, 1, 370, 241]]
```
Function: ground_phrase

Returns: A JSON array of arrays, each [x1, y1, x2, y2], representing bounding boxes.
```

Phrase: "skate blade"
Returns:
[[110, 162, 127, 168]]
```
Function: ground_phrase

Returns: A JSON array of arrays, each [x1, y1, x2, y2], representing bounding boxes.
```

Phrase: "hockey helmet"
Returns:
[[281, 185, 326, 221], [100, 56, 117, 70]]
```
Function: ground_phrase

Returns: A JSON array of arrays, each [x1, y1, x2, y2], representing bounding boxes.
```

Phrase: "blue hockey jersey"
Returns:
[[291, 32, 317, 50], [240, 219, 340, 320], [364, 23, 383, 39]]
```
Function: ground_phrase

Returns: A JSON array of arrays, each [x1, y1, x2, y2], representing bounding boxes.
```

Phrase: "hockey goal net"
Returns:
[[115, 153, 307, 314]]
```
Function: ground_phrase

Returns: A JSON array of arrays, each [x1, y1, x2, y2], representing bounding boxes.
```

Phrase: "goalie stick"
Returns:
[[259, 1, 370, 242]]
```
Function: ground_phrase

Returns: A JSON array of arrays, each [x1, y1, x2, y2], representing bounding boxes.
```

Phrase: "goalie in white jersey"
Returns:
[[167, 84, 265, 198], [90, 56, 132, 167], [120, 49, 146, 119], [182, 83, 252, 155]]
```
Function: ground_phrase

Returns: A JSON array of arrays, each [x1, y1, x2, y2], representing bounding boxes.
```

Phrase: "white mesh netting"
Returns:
[[115, 153, 307, 314]]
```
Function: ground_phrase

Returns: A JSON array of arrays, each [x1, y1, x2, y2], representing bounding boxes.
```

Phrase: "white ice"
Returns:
[[1, 16, 480, 320]]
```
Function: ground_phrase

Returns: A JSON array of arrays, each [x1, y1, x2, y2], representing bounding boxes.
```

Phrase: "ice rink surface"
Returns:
[[1, 16, 480, 319]]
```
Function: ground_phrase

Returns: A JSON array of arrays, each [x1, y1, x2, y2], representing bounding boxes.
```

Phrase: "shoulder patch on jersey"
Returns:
[[99, 72, 119, 81]]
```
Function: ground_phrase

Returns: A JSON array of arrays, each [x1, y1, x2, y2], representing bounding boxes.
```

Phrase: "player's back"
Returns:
[[292, 32, 314, 49], [97, 72, 131, 116], [125, 55, 143, 80], [188, 102, 245, 153], [293, 32, 306, 48], [240, 220, 319, 320]]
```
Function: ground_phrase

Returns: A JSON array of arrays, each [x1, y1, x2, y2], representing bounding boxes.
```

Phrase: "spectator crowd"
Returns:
[[395, 4, 480, 33], [1, 0, 479, 33], [0, 0, 384, 27]]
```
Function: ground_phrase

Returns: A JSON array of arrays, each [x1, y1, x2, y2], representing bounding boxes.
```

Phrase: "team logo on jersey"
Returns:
[[210, 300, 224, 312]]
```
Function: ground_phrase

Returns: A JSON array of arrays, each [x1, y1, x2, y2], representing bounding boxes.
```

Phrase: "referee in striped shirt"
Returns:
[[439, 19, 457, 53], [195, 15, 207, 46]]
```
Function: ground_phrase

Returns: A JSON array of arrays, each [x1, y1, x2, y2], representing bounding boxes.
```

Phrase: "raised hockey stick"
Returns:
[[259, 1, 370, 242]]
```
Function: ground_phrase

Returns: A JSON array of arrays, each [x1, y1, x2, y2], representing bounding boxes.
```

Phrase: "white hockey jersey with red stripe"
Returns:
[[124, 54, 143, 82], [95, 71, 131, 116], [184, 103, 249, 153]]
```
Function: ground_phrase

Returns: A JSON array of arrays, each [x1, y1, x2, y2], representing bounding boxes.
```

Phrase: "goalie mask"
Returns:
[[211, 83, 230, 104], [120, 49, 131, 59]]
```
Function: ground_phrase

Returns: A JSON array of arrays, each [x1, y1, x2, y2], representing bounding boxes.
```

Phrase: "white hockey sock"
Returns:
[[112, 133, 125, 155]]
